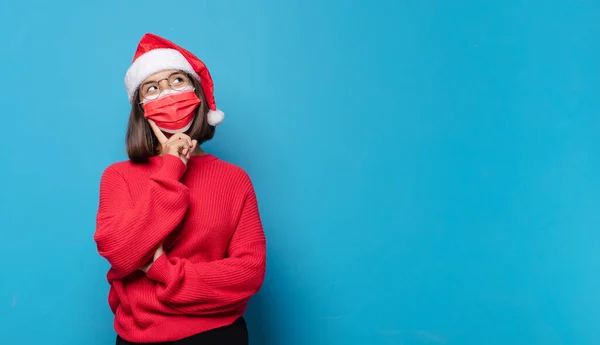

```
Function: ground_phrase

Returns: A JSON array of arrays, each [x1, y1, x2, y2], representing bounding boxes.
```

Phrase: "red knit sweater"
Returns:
[[94, 154, 266, 343]]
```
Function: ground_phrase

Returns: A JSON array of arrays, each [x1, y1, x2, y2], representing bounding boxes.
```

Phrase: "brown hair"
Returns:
[[125, 76, 215, 163]]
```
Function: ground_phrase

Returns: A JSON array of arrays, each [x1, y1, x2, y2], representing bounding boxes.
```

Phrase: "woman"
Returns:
[[94, 33, 266, 345]]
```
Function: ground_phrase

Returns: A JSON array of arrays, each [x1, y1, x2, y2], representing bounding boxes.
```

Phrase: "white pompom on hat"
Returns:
[[124, 33, 224, 126]]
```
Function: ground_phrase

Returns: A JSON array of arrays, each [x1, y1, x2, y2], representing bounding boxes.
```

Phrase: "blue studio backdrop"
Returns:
[[1, 1, 599, 344]]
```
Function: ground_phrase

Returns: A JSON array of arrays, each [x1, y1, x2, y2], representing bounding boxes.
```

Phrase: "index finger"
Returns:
[[147, 119, 168, 143]]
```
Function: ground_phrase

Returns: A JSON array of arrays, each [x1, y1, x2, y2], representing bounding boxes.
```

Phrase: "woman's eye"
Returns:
[[173, 78, 183, 84], [147, 85, 158, 92]]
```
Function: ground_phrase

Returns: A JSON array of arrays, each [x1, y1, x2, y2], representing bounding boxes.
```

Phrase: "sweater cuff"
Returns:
[[146, 253, 171, 283], [153, 155, 187, 181]]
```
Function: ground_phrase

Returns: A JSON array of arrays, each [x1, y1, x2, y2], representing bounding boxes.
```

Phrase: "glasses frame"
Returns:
[[139, 72, 194, 103]]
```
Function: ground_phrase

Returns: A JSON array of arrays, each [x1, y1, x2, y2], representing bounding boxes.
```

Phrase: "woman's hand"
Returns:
[[148, 119, 198, 165], [140, 244, 164, 273]]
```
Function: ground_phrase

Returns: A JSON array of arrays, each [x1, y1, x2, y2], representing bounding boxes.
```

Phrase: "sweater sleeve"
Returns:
[[94, 155, 190, 278], [145, 185, 266, 314]]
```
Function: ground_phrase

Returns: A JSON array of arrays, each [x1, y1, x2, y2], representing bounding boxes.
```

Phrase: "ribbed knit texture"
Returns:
[[94, 154, 266, 343]]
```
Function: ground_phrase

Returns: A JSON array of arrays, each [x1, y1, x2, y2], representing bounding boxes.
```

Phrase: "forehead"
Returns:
[[142, 69, 182, 83]]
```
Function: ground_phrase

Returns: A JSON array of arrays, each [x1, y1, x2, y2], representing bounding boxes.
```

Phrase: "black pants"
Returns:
[[116, 317, 248, 345]]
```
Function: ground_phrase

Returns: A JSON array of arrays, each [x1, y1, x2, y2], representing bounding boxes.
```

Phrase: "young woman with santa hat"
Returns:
[[93, 33, 266, 345]]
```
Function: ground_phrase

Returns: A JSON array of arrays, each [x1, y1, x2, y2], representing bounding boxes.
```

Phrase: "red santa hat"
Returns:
[[124, 33, 224, 126]]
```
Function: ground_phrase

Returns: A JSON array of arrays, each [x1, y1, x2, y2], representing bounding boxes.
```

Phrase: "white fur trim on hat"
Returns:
[[207, 109, 224, 126], [124, 48, 200, 101]]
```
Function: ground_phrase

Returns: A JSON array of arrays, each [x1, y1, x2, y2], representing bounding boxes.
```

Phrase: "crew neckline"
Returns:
[[188, 153, 217, 163], [149, 153, 217, 165]]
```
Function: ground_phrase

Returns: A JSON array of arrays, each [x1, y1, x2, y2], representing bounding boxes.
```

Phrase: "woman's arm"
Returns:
[[146, 186, 266, 314], [94, 155, 190, 278]]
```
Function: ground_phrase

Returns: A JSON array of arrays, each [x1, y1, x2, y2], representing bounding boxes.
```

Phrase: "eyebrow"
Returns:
[[140, 72, 184, 88]]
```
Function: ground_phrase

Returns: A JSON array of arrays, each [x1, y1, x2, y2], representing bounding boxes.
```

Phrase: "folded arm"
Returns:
[[146, 184, 266, 314]]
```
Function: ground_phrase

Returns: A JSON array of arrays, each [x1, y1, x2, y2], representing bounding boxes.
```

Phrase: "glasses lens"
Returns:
[[141, 82, 161, 100], [169, 73, 191, 91]]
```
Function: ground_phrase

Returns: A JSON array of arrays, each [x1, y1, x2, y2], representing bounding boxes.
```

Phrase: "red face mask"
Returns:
[[142, 90, 201, 133]]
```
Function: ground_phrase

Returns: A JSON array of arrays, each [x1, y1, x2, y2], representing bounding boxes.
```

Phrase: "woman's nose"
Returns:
[[158, 79, 171, 91]]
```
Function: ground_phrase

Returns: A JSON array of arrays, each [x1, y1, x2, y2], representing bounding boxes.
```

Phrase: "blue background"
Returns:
[[1, 1, 599, 344]]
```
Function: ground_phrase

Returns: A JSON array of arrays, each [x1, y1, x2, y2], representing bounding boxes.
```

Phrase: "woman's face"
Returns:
[[138, 69, 192, 103]]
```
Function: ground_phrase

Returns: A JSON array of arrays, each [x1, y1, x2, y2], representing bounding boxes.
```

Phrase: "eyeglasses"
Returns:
[[139, 72, 192, 101]]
